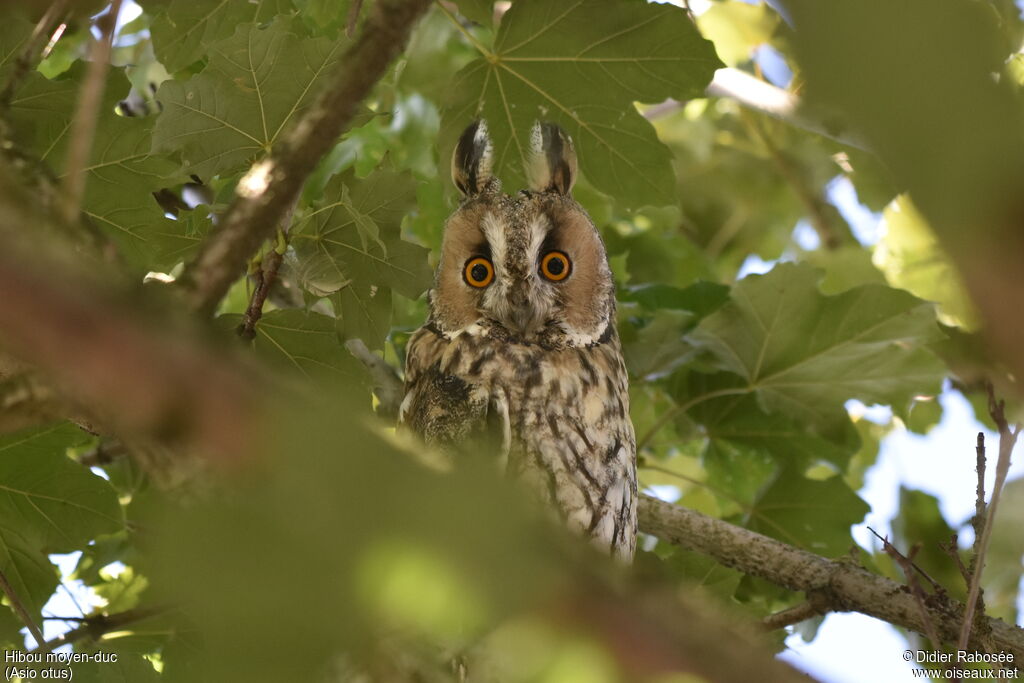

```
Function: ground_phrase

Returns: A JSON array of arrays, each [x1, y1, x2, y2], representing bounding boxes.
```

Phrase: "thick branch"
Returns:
[[176, 0, 432, 316], [0, 164, 263, 465], [638, 495, 1024, 662]]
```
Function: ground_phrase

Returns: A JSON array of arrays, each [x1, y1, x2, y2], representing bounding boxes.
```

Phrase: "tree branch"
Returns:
[[238, 248, 284, 340], [959, 386, 1021, 649], [60, 0, 123, 224], [0, 567, 45, 647], [176, 0, 432, 316], [761, 593, 829, 631], [346, 339, 405, 419], [0, 164, 264, 466], [32, 605, 167, 654], [637, 495, 1024, 663], [874, 532, 948, 664]]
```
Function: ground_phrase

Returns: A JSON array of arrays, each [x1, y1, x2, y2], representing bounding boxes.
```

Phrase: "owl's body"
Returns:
[[400, 122, 637, 561]]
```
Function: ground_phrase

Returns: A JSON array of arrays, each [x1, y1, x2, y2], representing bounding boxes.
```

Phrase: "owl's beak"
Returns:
[[503, 282, 544, 335]]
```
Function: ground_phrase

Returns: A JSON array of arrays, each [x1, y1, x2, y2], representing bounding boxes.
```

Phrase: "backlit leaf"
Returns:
[[689, 263, 945, 429]]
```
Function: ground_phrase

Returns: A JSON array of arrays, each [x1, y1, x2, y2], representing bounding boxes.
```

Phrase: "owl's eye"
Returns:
[[463, 256, 494, 288], [540, 251, 571, 282]]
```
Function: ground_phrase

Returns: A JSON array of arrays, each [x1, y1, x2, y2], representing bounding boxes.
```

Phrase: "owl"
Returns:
[[400, 121, 637, 561]]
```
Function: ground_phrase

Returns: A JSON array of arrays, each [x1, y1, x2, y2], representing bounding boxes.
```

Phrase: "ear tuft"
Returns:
[[527, 121, 577, 195], [452, 120, 496, 196]]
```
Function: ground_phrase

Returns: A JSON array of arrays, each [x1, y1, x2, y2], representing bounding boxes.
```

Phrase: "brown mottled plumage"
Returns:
[[400, 121, 637, 561]]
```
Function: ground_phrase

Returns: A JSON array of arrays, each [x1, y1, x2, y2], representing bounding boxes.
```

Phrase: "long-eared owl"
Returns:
[[400, 121, 637, 561]]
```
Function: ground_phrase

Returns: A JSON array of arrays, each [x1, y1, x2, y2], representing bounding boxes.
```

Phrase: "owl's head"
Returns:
[[429, 121, 616, 349]]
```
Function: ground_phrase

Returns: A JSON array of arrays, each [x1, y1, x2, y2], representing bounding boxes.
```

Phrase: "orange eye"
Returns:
[[540, 250, 571, 282], [463, 256, 494, 288]]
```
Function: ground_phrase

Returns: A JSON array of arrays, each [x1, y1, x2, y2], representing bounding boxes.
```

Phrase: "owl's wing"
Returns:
[[400, 327, 509, 459]]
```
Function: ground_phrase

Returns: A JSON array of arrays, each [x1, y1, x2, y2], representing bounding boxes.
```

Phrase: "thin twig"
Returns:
[[238, 197, 297, 339], [867, 527, 943, 593], [238, 249, 284, 340], [176, 0, 432, 316], [974, 431, 987, 551], [0, 0, 69, 108], [870, 531, 949, 666], [32, 605, 167, 654], [761, 592, 831, 631], [60, 0, 123, 224], [0, 567, 45, 647], [940, 534, 971, 585], [346, 0, 365, 37], [959, 385, 1021, 650]]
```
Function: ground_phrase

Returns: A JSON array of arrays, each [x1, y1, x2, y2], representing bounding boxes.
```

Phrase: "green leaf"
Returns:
[[228, 309, 363, 383], [72, 117, 185, 269], [71, 655, 161, 683], [875, 194, 978, 330], [687, 372, 860, 472], [293, 0, 352, 35], [333, 284, 393, 351], [787, 0, 1022, 246], [688, 262, 946, 430], [0, 598, 20, 646], [696, 0, 778, 66], [747, 469, 869, 555], [0, 423, 123, 615], [702, 438, 775, 514], [9, 68, 186, 270], [621, 309, 695, 380], [440, 0, 723, 207], [800, 244, 886, 295], [654, 545, 744, 602], [620, 281, 729, 318], [0, 15, 33, 84], [7, 67, 86, 162], [905, 396, 942, 435], [454, 0, 495, 26], [292, 169, 432, 300], [151, 0, 293, 73], [93, 564, 149, 613], [153, 19, 346, 178]]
